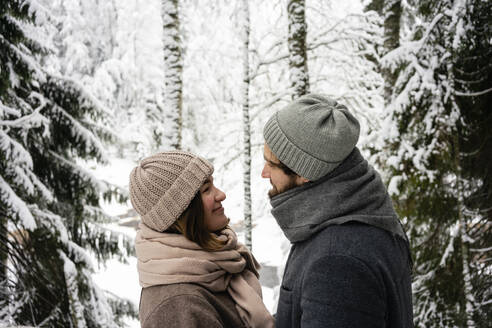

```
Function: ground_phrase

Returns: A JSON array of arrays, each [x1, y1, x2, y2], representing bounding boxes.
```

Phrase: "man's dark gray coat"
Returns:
[[271, 149, 413, 328]]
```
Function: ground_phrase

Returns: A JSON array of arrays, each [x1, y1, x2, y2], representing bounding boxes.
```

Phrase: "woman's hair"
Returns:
[[166, 191, 227, 251]]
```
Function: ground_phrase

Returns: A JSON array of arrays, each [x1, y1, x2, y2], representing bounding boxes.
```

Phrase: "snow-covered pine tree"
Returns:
[[162, 0, 183, 150], [40, 0, 165, 158], [240, 0, 252, 250], [453, 0, 492, 323], [287, 0, 309, 98], [381, 0, 491, 326], [0, 1, 135, 326]]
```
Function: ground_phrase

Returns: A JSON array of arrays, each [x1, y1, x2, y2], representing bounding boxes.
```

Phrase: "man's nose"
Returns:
[[261, 164, 270, 178]]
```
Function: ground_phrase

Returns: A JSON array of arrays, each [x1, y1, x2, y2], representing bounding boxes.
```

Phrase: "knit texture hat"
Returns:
[[263, 94, 360, 181], [129, 151, 214, 232]]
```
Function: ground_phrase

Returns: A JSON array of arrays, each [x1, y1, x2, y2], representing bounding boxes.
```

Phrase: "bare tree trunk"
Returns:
[[382, 0, 401, 105], [453, 135, 477, 328], [162, 0, 182, 149], [241, 0, 252, 250], [287, 0, 309, 99], [0, 217, 6, 286]]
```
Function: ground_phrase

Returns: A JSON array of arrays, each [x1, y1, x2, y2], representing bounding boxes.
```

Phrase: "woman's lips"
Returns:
[[213, 206, 224, 213]]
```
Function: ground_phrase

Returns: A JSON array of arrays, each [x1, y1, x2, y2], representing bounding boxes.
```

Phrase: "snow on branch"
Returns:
[[22, 0, 52, 25], [2, 34, 46, 83], [48, 150, 106, 194], [0, 100, 21, 117], [455, 87, 492, 97], [29, 205, 96, 270], [0, 95, 50, 132], [50, 104, 108, 163], [381, 14, 445, 72], [0, 130, 33, 167], [48, 73, 113, 117], [0, 174, 36, 230], [58, 251, 87, 328]]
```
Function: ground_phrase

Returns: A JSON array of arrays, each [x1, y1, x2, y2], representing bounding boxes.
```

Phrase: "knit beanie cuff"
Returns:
[[141, 157, 213, 232], [263, 113, 341, 181]]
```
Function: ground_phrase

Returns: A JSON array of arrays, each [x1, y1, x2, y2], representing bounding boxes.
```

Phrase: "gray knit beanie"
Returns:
[[263, 94, 360, 181], [129, 150, 213, 232]]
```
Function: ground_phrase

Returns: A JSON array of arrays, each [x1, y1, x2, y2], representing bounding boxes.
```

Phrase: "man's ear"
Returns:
[[295, 175, 309, 185]]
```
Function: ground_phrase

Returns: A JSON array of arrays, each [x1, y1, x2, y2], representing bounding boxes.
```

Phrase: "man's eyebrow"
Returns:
[[264, 154, 279, 165]]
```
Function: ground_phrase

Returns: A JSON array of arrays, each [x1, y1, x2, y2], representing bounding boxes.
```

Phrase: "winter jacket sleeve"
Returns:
[[300, 255, 386, 328], [141, 294, 224, 328]]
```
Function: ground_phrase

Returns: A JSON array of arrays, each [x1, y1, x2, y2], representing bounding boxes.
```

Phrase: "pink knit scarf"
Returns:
[[135, 223, 274, 328]]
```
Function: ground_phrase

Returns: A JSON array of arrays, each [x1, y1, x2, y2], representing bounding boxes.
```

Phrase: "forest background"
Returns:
[[1, 0, 490, 327]]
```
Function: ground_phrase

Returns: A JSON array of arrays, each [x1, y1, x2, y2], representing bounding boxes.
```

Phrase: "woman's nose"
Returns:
[[215, 188, 226, 201]]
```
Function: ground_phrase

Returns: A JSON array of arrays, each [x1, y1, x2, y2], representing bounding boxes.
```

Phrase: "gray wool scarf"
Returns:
[[270, 148, 407, 243]]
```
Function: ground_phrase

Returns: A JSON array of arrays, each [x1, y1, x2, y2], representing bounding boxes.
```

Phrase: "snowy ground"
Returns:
[[92, 157, 289, 327]]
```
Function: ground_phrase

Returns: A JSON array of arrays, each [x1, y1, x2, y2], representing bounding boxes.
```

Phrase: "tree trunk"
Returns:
[[162, 0, 183, 149], [453, 135, 477, 328], [0, 217, 6, 286], [382, 0, 401, 105], [287, 0, 309, 99], [241, 0, 252, 250]]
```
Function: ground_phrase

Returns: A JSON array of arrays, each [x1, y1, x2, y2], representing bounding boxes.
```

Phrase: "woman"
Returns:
[[129, 150, 274, 328]]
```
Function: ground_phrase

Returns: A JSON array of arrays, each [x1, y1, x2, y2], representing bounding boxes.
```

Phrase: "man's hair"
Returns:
[[166, 192, 227, 251], [275, 160, 297, 177]]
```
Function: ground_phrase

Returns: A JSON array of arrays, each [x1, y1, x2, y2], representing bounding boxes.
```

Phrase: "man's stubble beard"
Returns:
[[268, 176, 299, 199]]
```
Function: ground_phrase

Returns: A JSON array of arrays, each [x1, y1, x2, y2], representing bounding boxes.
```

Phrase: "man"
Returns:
[[261, 94, 413, 327]]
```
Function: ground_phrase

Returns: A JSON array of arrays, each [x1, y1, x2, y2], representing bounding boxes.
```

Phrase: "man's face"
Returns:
[[261, 144, 308, 198]]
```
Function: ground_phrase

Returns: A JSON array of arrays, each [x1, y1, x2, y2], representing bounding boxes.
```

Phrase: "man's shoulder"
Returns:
[[308, 221, 395, 251], [297, 221, 411, 281]]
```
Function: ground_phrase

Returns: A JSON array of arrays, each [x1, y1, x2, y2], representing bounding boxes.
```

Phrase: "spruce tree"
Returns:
[[0, 1, 135, 326], [454, 0, 492, 324], [380, 0, 491, 326]]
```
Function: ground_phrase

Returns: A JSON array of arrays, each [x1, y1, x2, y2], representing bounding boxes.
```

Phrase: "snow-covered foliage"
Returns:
[[379, 0, 491, 326], [3, 0, 489, 326], [0, 1, 136, 326]]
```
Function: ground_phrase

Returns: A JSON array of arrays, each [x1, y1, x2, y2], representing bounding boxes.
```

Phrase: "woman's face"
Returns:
[[200, 176, 228, 232]]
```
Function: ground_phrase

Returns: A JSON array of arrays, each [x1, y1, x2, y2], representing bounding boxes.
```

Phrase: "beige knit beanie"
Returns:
[[129, 150, 214, 232]]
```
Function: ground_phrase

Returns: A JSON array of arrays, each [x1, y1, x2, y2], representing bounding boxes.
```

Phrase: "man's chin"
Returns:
[[268, 188, 280, 199], [268, 180, 300, 199]]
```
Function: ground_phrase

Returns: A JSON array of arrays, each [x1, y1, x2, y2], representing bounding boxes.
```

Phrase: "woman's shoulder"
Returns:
[[140, 284, 218, 327], [140, 284, 245, 328], [140, 283, 211, 317], [142, 282, 207, 301]]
